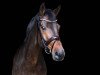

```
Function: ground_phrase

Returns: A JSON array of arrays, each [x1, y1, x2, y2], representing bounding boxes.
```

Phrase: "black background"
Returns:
[[0, 0, 90, 75]]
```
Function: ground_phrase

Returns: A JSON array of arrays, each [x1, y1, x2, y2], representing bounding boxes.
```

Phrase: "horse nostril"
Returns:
[[55, 51, 65, 61], [55, 52, 60, 56]]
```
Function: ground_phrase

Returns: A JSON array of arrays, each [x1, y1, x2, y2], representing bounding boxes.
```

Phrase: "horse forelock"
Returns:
[[44, 9, 56, 21]]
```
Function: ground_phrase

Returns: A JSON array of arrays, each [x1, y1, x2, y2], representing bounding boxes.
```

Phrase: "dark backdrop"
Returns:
[[0, 0, 85, 75]]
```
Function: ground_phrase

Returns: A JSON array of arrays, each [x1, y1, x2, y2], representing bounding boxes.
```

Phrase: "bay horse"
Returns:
[[12, 3, 65, 75]]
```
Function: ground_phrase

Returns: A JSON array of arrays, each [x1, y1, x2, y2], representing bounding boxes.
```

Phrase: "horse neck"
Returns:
[[24, 18, 42, 63]]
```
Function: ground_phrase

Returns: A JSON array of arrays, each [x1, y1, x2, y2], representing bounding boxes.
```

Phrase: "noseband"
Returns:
[[42, 36, 60, 54], [37, 17, 60, 54]]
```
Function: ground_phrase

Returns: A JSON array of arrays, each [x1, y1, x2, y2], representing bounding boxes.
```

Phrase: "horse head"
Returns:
[[38, 3, 65, 61]]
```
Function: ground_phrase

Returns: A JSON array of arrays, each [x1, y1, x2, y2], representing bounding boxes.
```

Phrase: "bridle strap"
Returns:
[[45, 36, 60, 46], [40, 19, 57, 22], [42, 36, 59, 54]]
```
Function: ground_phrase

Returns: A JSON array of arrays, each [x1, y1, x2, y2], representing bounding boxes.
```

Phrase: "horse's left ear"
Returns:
[[53, 5, 61, 16], [39, 3, 45, 16]]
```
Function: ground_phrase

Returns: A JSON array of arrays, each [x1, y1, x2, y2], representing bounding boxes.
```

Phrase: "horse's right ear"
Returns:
[[39, 3, 45, 16]]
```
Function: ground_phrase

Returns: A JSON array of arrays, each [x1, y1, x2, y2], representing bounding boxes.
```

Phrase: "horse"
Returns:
[[12, 3, 65, 75]]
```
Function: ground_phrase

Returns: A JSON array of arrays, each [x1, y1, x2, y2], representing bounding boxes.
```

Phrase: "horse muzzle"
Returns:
[[52, 50, 65, 61]]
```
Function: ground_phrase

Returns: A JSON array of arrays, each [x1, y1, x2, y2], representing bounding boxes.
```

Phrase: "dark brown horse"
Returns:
[[12, 3, 65, 75]]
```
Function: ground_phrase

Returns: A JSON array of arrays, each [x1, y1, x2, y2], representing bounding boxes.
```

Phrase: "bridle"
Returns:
[[37, 16, 60, 54], [42, 35, 60, 54]]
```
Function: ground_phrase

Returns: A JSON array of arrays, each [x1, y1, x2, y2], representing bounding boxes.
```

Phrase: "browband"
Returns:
[[40, 19, 57, 22]]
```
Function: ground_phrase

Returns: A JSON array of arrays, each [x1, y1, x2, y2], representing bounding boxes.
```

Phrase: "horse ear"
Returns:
[[39, 3, 45, 16], [53, 5, 61, 16]]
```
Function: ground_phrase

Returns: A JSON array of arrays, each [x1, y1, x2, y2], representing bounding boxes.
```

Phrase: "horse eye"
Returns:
[[41, 26, 46, 30]]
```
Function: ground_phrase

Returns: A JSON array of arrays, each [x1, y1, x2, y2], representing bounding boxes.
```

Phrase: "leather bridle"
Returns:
[[37, 17, 60, 54]]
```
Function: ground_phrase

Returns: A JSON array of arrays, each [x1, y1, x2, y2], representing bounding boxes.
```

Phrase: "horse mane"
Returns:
[[24, 15, 37, 42], [24, 13, 41, 42], [26, 17, 35, 35]]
